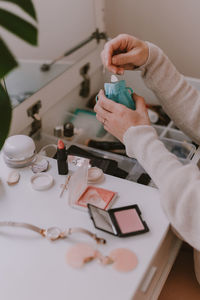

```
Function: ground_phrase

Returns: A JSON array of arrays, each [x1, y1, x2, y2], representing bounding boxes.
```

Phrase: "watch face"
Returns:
[[46, 227, 61, 240]]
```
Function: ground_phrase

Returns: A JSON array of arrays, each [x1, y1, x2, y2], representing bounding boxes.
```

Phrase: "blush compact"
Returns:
[[68, 160, 117, 211], [88, 204, 149, 237]]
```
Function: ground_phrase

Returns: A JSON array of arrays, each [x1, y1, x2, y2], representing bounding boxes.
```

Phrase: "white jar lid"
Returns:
[[88, 167, 104, 183], [3, 135, 36, 160], [31, 173, 54, 191]]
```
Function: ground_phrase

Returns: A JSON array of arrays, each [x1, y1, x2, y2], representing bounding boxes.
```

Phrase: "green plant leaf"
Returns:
[[0, 82, 12, 150], [0, 0, 37, 20], [0, 37, 18, 79], [0, 8, 37, 45]]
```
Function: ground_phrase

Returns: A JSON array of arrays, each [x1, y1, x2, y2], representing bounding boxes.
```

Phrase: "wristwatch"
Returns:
[[0, 221, 106, 244]]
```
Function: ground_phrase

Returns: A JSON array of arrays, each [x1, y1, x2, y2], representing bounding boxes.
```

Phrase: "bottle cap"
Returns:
[[54, 126, 63, 137], [64, 122, 74, 137], [111, 75, 119, 82]]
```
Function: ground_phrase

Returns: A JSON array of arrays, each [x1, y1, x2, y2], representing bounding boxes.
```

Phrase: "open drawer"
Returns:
[[134, 230, 182, 300]]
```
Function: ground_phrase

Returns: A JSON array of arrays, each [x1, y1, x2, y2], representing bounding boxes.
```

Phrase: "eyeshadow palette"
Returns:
[[77, 186, 116, 209], [88, 204, 149, 237], [68, 160, 117, 211]]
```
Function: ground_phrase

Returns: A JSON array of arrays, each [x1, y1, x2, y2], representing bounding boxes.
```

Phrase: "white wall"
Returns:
[[2, 0, 200, 77], [105, 0, 200, 78], [0, 0, 96, 60]]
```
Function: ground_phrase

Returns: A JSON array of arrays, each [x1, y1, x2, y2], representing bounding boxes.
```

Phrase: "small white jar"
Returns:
[[3, 135, 36, 168]]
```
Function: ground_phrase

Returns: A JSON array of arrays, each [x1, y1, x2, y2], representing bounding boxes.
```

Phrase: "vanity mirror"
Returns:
[[3, 0, 105, 108], [2, 0, 106, 136]]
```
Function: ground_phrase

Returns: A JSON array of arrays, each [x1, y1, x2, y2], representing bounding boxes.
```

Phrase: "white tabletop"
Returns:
[[0, 154, 169, 300]]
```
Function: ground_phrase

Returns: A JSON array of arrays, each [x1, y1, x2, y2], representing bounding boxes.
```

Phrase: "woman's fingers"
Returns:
[[97, 90, 117, 113], [101, 34, 149, 74], [95, 102, 108, 118], [133, 93, 146, 111], [112, 52, 134, 66], [104, 35, 127, 64], [96, 90, 147, 116], [101, 35, 132, 74], [132, 93, 150, 123], [95, 88, 151, 141], [94, 92, 113, 121], [115, 64, 136, 70], [101, 49, 123, 74], [96, 113, 105, 124], [101, 45, 119, 74]]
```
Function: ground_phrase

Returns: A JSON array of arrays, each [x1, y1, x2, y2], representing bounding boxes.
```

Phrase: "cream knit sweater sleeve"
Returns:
[[141, 42, 200, 145], [123, 42, 200, 251]]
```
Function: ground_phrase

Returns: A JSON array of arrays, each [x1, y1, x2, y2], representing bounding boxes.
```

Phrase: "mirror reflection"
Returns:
[[4, 0, 98, 107], [5, 59, 72, 107]]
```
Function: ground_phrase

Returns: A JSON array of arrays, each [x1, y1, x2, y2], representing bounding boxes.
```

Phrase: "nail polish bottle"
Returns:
[[63, 122, 74, 141]]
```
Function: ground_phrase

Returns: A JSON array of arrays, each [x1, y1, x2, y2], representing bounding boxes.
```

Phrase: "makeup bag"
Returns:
[[104, 80, 135, 110]]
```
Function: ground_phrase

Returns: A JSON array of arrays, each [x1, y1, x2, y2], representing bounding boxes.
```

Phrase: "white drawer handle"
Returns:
[[140, 266, 157, 293]]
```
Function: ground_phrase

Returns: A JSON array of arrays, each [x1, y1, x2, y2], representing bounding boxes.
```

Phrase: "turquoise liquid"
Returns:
[[104, 80, 135, 110]]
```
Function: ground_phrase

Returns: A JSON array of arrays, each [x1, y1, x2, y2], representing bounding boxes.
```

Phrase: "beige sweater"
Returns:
[[123, 42, 200, 282]]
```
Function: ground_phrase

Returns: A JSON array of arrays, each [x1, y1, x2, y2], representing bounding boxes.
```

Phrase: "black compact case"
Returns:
[[88, 204, 149, 237], [65, 145, 128, 179]]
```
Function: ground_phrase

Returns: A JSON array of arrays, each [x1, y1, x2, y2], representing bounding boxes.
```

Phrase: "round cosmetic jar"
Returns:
[[3, 135, 36, 168]]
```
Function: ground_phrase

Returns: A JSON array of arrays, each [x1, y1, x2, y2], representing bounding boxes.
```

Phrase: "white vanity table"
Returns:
[[3, 1, 194, 298], [0, 153, 181, 300]]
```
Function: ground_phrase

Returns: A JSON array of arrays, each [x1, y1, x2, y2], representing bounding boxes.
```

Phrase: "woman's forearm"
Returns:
[[124, 125, 200, 250], [140, 42, 200, 144]]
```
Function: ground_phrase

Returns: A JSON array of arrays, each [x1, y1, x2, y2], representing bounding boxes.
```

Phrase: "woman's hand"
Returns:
[[101, 34, 149, 75], [94, 90, 150, 142]]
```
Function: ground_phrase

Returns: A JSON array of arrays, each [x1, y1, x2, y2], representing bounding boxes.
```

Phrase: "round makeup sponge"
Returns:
[[66, 243, 96, 268], [109, 248, 138, 272], [88, 167, 104, 183]]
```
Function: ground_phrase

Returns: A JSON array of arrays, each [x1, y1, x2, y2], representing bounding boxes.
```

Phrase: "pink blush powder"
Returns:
[[114, 209, 144, 234], [77, 186, 115, 209], [66, 243, 96, 268], [110, 248, 138, 272]]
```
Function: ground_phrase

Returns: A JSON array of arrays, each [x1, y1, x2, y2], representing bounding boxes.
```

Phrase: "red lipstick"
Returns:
[[57, 139, 68, 175], [58, 139, 65, 149]]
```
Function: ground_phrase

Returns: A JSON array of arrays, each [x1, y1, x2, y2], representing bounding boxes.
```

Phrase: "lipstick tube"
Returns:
[[57, 140, 68, 175]]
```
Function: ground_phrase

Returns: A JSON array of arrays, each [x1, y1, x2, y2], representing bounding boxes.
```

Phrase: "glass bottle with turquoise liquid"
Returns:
[[104, 75, 135, 110]]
